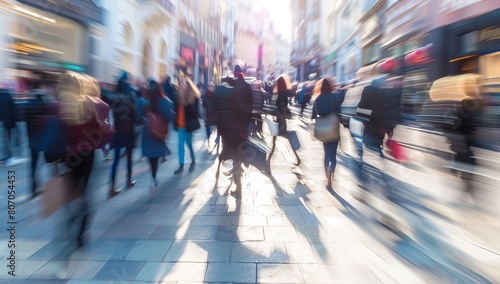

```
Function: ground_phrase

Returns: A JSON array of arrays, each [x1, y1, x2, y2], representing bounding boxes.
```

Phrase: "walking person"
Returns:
[[24, 82, 57, 198], [45, 71, 113, 278], [173, 73, 201, 174], [0, 88, 17, 165], [212, 66, 253, 197], [103, 71, 137, 198], [202, 82, 219, 151], [135, 79, 173, 198], [311, 78, 341, 189], [274, 75, 293, 133]]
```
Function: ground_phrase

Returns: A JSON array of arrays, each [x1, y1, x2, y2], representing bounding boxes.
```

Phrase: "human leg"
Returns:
[[126, 145, 136, 188], [175, 129, 186, 174], [30, 149, 39, 196], [110, 146, 121, 195]]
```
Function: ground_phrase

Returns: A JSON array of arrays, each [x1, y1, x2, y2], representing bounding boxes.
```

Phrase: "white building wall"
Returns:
[[99, 0, 177, 83]]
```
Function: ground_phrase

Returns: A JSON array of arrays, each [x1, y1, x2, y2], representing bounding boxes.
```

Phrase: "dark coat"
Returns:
[[312, 92, 341, 120], [234, 75, 254, 132], [0, 89, 16, 129], [202, 90, 216, 127], [25, 92, 57, 152], [213, 81, 245, 135]]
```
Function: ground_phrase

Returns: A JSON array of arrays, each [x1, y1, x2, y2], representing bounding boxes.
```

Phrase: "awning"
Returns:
[[354, 60, 384, 81]]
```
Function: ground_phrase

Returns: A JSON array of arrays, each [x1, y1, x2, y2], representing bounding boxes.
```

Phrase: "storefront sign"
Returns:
[[181, 46, 194, 63]]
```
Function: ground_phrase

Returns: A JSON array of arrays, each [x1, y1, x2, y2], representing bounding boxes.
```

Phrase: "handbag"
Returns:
[[386, 138, 407, 162], [42, 164, 79, 218], [310, 101, 340, 143], [185, 118, 200, 132], [145, 110, 168, 141]]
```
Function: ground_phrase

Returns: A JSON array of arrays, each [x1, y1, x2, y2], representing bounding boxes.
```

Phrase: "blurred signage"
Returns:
[[181, 45, 194, 63]]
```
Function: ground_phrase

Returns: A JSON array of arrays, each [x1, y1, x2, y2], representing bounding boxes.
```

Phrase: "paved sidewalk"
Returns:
[[0, 111, 498, 283]]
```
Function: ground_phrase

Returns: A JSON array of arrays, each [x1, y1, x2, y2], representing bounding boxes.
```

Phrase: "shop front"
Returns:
[[443, 8, 500, 78], [1, 0, 101, 89]]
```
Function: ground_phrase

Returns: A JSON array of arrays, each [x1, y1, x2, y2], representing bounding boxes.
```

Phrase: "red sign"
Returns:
[[181, 46, 194, 63]]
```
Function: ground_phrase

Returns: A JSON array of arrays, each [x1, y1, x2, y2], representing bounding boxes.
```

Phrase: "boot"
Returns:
[[174, 164, 184, 175], [189, 161, 196, 172]]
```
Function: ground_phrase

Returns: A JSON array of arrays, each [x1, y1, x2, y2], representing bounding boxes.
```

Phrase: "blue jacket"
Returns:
[[135, 97, 173, 157], [312, 92, 341, 120]]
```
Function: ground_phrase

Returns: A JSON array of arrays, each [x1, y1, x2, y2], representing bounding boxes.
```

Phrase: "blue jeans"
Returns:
[[178, 128, 194, 165], [323, 141, 339, 172]]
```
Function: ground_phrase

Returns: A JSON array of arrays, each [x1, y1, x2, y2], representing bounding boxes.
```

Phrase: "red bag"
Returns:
[[145, 111, 168, 141], [386, 138, 407, 162]]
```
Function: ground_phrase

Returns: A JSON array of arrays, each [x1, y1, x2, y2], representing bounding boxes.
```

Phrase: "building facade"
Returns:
[[98, 0, 176, 83], [290, 0, 324, 81]]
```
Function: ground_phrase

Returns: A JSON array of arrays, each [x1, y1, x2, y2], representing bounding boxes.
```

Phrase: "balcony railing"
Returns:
[[137, 0, 175, 14]]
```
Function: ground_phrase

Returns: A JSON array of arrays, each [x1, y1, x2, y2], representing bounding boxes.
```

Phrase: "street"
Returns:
[[0, 105, 499, 283]]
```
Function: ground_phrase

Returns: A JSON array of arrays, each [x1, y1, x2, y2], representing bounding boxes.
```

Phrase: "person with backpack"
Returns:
[[44, 72, 113, 278], [135, 79, 173, 198], [103, 72, 138, 198], [173, 73, 201, 175]]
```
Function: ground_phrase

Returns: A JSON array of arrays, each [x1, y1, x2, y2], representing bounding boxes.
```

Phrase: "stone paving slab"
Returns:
[[1, 112, 500, 282]]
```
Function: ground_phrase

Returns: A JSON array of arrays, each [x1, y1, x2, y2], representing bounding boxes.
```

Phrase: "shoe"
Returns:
[[174, 165, 184, 175], [189, 161, 196, 172], [108, 188, 122, 199], [160, 156, 167, 163], [149, 178, 157, 199], [103, 156, 111, 161], [127, 180, 137, 189]]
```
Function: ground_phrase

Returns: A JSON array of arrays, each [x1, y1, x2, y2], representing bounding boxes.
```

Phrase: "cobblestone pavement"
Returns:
[[0, 106, 498, 283]]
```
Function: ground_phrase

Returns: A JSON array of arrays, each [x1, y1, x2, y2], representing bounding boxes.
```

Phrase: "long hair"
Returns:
[[146, 80, 166, 112], [178, 76, 200, 106]]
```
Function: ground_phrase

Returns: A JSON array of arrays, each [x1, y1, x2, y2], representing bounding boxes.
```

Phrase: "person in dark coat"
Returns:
[[0, 88, 16, 162], [233, 65, 254, 136], [274, 76, 293, 133], [312, 78, 341, 189], [202, 82, 219, 150], [24, 85, 57, 197], [104, 71, 137, 198], [173, 74, 201, 174], [135, 80, 173, 198], [213, 69, 253, 197]]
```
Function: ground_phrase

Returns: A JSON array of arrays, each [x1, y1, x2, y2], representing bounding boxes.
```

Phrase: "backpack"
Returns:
[[145, 108, 168, 141]]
